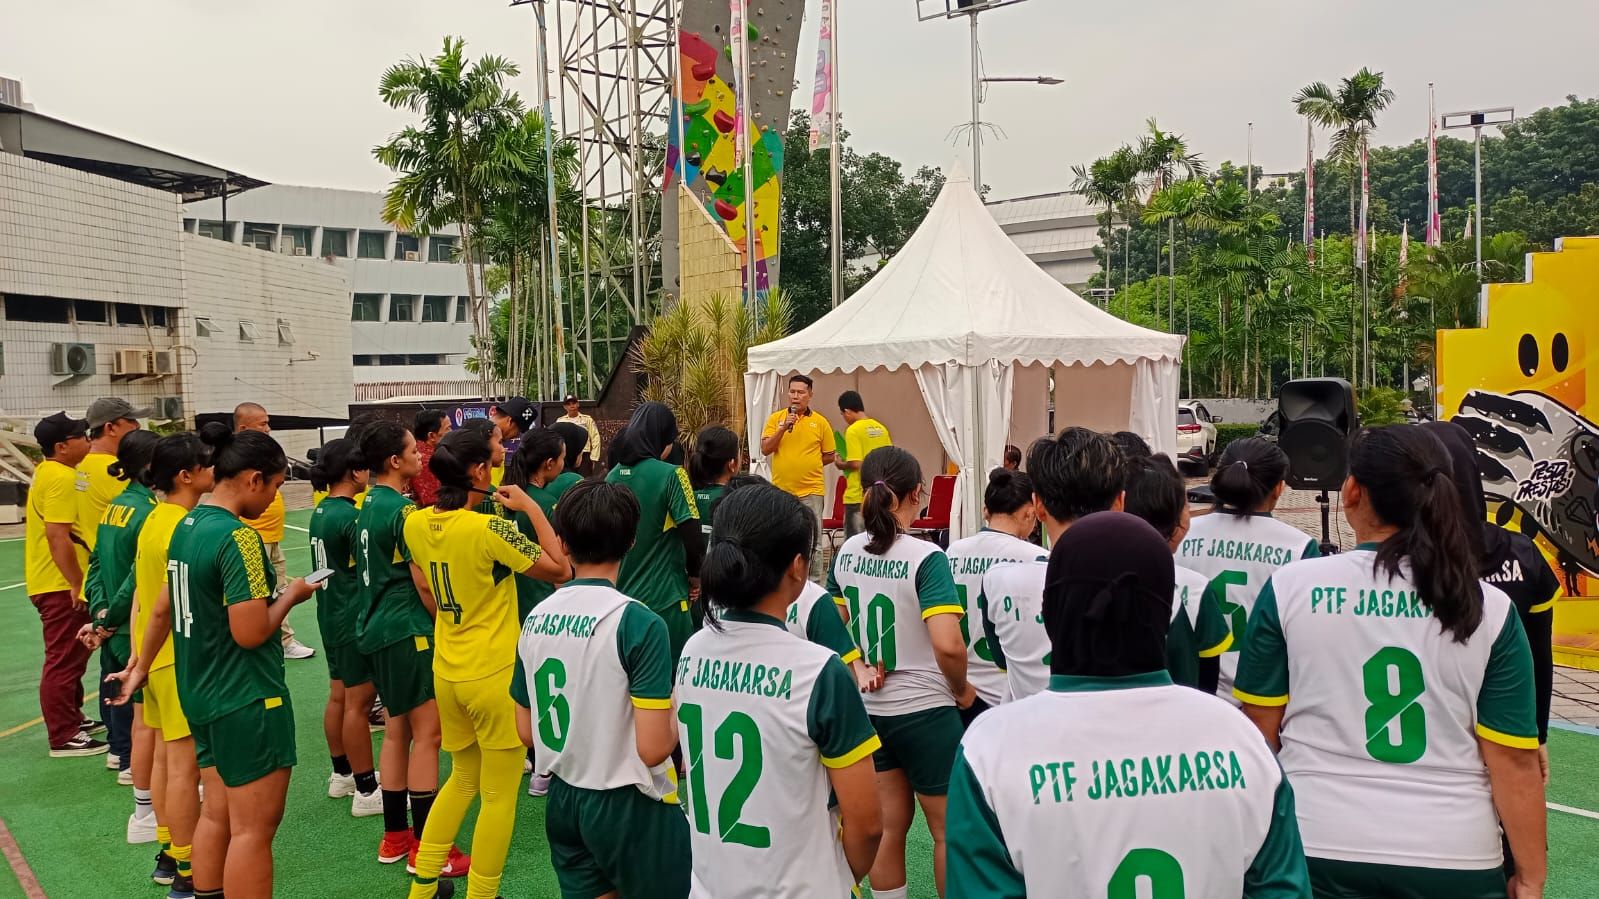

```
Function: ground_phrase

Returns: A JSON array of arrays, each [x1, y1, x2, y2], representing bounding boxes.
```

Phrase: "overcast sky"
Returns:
[[3, 1, 1593, 201]]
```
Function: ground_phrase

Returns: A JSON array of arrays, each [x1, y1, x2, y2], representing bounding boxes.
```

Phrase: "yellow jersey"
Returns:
[[25, 460, 86, 596], [403, 507, 542, 682], [312, 488, 367, 509], [134, 503, 189, 671], [75, 451, 126, 552], [241, 490, 285, 544], [763, 408, 836, 498], [842, 417, 894, 505]]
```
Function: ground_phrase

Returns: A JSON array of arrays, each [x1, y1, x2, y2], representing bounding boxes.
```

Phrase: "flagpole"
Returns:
[[1304, 119, 1315, 263], [1246, 122, 1253, 196], [533, 0, 567, 397], [1359, 139, 1371, 388], [828, 0, 842, 308]]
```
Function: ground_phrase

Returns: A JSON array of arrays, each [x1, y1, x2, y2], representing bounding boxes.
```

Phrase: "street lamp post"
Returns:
[[1443, 106, 1515, 280]]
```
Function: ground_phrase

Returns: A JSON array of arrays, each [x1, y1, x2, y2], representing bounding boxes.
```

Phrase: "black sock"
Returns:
[[354, 769, 378, 795], [382, 789, 409, 833], [331, 754, 352, 777], [410, 789, 437, 840]]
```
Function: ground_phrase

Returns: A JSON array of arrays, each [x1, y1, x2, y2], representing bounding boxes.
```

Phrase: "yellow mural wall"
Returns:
[[1437, 236, 1599, 667]]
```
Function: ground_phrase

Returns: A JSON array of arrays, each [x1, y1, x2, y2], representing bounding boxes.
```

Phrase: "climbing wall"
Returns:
[[663, 0, 805, 302]]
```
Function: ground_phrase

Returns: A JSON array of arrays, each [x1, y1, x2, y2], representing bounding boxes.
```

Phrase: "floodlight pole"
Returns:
[[1473, 124, 1483, 279], [969, 14, 981, 192], [1444, 106, 1515, 282]]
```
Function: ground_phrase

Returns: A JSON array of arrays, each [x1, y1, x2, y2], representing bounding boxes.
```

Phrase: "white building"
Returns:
[[987, 191, 1106, 289], [183, 186, 477, 401], [0, 100, 352, 431]]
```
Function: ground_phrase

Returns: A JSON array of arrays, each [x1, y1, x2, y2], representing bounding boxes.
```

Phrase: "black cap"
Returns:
[[495, 397, 536, 432], [34, 411, 88, 451]]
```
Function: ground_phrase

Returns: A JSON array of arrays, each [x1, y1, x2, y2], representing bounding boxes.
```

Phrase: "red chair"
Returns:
[[910, 475, 956, 545], [821, 475, 846, 550]]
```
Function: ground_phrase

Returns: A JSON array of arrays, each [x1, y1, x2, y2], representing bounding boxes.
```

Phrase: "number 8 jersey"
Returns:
[[1233, 546, 1537, 869]]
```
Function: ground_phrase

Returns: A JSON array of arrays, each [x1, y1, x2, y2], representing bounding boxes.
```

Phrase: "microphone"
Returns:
[[786, 403, 798, 432]]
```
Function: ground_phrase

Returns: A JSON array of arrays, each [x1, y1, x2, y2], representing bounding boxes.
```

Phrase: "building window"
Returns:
[[4, 294, 70, 323], [428, 236, 457, 262], [321, 229, 350, 258], [239, 320, 261, 341], [379, 354, 406, 366], [456, 296, 470, 322], [74, 300, 108, 323], [354, 355, 377, 366], [182, 218, 197, 233], [277, 318, 296, 345], [281, 226, 313, 256], [389, 295, 416, 322], [407, 354, 444, 365], [358, 230, 388, 259], [241, 223, 276, 251], [351, 293, 381, 321], [421, 295, 450, 322], [195, 316, 216, 337], [148, 307, 169, 328], [395, 233, 421, 262], [197, 220, 231, 242], [115, 303, 145, 326]]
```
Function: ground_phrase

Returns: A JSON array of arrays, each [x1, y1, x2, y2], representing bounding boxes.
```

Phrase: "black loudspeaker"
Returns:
[[1278, 378, 1357, 491]]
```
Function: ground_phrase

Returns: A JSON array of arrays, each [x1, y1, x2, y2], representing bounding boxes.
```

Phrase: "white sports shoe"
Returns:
[[283, 638, 317, 660], [527, 773, 552, 797], [351, 789, 383, 818], [117, 768, 134, 786], [523, 756, 533, 775], [127, 811, 157, 844], [328, 771, 356, 798], [106, 753, 122, 770]]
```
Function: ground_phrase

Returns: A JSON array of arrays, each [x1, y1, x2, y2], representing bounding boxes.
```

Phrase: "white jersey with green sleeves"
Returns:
[[946, 529, 1048, 706], [1176, 512, 1319, 704], [980, 559, 1049, 702], [513, 579, 678, 801], [1232, 547, 1536, 869], [827, 532, 963, 716], [785, 581, 862, 665], [675, 611, 881, 898], [947, 671, 1309, 898]]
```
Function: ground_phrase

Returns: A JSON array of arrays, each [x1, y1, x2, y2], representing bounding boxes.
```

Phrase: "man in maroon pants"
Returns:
[[24, 411, 106, 757]]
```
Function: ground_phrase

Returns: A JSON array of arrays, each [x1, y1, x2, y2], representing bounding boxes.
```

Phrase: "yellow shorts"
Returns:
[[142, 666, 191, 741], [436, 665, 521, 753]]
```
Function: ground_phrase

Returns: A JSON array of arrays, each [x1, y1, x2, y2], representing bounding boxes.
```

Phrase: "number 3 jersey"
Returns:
[[827, 533, 964, 717], [513, 579, 677, 799], [675, 612, 880, 898], [1233, 547, 1537, 869]]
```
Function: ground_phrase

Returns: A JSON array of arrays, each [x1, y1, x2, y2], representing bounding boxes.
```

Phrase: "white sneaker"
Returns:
[[117, 768, 134, 786], [283, 638, 316, 660], [351, 789, 383, 818], [127, 811, 157, 844], [328, 771, 356, 798], [528, 773, 552, 797], [523, 756, 532, 775], [106, 753, 122, 770]]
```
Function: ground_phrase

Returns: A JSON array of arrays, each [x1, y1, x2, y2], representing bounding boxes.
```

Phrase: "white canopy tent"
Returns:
[[745, 169, 1184, 538]]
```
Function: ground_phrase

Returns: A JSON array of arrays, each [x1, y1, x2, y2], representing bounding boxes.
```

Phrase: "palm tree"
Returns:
[[374, 37, 527, 393], [1071, 147, 1141, 300], [1136, 119, 1207, 330]]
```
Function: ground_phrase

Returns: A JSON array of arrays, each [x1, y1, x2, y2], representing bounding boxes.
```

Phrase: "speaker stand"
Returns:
[[1316, 491, 1340, 556]]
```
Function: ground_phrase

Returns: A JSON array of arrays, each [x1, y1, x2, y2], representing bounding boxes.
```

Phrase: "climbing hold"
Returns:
[[684, 97, 712, 115], [705, 169, 728, 187], [687, 153, 703, 168], [714, 199, 739, 221], [713, 109, 735, 133], [691, 61, 716, 81], [747, 23, 758, 41]]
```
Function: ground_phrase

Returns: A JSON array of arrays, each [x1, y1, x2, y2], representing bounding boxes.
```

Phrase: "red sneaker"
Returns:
[[407, 843, 472, 878], [378, 830, 415, 865]]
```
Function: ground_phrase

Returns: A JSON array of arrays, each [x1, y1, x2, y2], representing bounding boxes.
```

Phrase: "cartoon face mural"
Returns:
[[1438, 237, 1599, 590]]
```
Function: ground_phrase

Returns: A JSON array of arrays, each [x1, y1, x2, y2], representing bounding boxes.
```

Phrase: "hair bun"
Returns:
[[988, 467, 1014, 487], [199, 421, 234, 449]]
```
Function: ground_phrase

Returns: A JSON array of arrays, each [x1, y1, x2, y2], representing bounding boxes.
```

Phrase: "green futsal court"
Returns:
[[1, 509, 1596, 898]]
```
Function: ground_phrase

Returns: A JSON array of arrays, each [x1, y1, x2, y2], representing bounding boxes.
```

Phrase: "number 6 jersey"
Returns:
[[1233, 546, 1537, 869]]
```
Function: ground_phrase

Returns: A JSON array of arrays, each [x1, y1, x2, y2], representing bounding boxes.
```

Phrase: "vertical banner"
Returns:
[[1357, 142, 1370, 269], [1427, 84, 1442, 247], [729, 0, 748, 166], [1304, 120, 1316, 264], [809, 0, 835, 150], [1397, 222, 1409, 298]]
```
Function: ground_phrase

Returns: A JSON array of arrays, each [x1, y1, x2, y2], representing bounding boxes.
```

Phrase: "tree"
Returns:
[[1136, 119, 1207, 330], [374, 37, 526, 392], [1071, 146, 1141, 297], [1293, 68, 1397, 242]]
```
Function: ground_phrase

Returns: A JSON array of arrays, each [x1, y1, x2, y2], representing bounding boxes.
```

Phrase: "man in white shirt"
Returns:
[[557, 394, 602, 474]]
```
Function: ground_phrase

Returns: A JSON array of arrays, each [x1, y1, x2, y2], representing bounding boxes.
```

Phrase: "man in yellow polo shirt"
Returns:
[[837, 390, 893, 538], [234, 401, 316, 660], [760, 374, 836, 580]]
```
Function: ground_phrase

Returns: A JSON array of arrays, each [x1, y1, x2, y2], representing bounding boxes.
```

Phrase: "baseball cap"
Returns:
[[562, 394, 579, 404], [86, 397, 153, 429], [495, 397, 537, 432], [34, 411, 88, 450]]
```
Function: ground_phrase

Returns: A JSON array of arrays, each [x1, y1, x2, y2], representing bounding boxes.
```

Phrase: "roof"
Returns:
[[748, 169, 1182, 374], [986, 190, 1100, 228], [0, 102, 265, 201]]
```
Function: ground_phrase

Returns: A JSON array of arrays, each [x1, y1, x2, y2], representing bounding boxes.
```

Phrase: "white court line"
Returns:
[[0, 582, 23, 593], [285, 524, 309, 533], [1549, 802, 1599, 821]]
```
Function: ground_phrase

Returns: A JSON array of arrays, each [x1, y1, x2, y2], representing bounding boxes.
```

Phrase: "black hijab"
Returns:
[[1043, 511, 1176, 678], [551, 421, 588, 471], [1421, 420, 1494, 563], [612, 402, 679, 467]]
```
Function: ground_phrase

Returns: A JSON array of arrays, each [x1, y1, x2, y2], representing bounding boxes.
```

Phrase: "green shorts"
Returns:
[[192, 696, 297, 788], [653, 602, 698, 663], [368, 636, 435, 716], [870, 706, 963, 796], [1307, 857, 1508, 899], [546, 777, 690, 899], [325, 641, 372, 688]]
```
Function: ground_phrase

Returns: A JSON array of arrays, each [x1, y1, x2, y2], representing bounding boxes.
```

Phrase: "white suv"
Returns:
[[1175, 402, 1220, 470]]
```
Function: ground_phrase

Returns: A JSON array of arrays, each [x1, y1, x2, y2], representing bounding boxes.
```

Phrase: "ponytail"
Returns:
[[309, 437, 362, 493], [107, 430, 159, 484], [688, 426, 739, 488], [701, 483, 813, 617], [1350, 425, 1483, 643], [147, 432, 212, 493], [860, 445, 920, 555], [200, 421, 285, 482], [1210, 437, 1288, 516], [430, 427, 492, 511]]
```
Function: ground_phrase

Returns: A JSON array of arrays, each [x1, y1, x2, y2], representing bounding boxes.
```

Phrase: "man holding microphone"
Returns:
[[760, 374, 836, 581]]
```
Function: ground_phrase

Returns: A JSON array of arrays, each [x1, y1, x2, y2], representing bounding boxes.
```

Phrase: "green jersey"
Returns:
[[168, 504, 285, 725], [310, 495, 362, 648], [90, 481, 159, 662], [355, 484, 431, 652], [692, 484, 727, 539], [606, 459, 700, 614], [514, 470, 583, 619]]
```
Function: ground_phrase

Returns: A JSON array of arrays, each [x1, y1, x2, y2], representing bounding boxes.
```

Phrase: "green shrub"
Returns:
[[1214, 423, 1262, 458], [1357, 386, 1408, 426]]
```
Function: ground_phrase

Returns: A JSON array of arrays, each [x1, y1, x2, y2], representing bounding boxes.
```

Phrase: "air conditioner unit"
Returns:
[[151, 350, 176, 375], [113, 348, 151, 377], [293, 246, 308, 256], [404, 251, 420, 262], [152, 395, 185, 421], [49, 342, 96, 376]]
